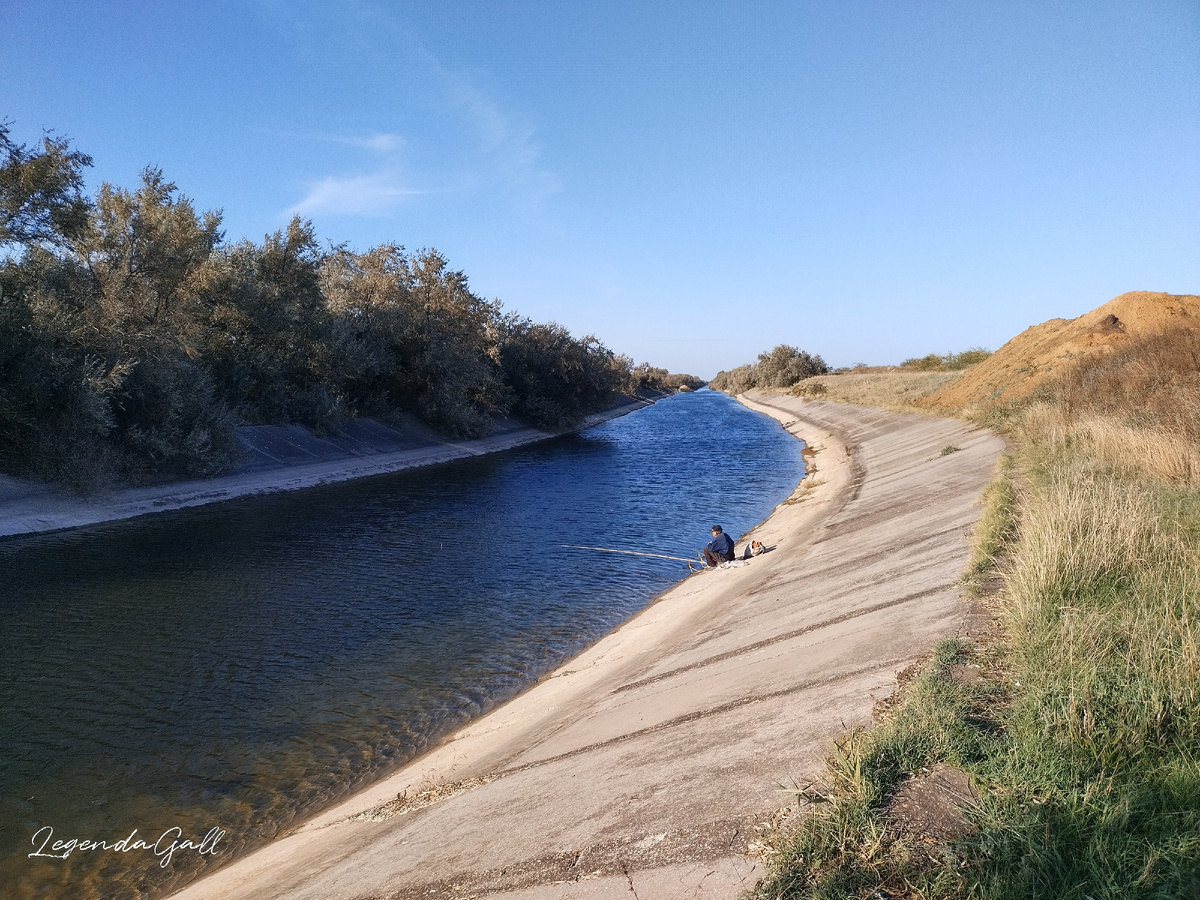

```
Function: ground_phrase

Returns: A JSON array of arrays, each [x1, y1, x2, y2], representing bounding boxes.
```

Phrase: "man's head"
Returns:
[[711, 525, 723, 535]]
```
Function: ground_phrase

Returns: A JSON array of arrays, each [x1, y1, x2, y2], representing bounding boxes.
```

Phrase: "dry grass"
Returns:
[[1012, 328, 1200, 486], [790, 370, 963, 413], [1005, 470, 1200, 763], [924, 292, 1200, 409], [1020, 402, 1200, 486], [1044, 328, 1200, 434]]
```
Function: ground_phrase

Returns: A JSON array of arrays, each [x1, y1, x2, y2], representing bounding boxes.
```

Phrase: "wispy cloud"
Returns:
[[445, 73, 561, 208], [277, 7, 560, 222], [326, 132, 404, 153], [287, 171, 425, 217]]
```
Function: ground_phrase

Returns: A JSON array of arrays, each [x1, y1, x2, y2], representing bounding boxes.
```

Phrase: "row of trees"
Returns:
[[709, 344, 829, 394], [627, 363, 704, 394], [0, 125, 697, 490]]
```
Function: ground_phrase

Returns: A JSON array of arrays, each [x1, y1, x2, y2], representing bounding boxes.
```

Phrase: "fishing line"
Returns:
[[561, 545, 695, 563]]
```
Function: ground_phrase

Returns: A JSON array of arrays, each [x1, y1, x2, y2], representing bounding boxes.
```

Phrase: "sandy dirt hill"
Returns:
[[926, 291, 1200, 409]]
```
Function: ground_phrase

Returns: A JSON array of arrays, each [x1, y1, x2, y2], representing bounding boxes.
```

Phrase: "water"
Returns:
[[0, 389, 803, 899]]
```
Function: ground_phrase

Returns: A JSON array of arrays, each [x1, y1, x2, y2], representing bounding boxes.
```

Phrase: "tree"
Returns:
[[0, 250, 128, 488], [78, 168, 223, 345], [0, 122, 93, 252], [495, 316, 624, 429], [404, 249, 506, 435], [709, 344, 828, 393], [319, 243, 415, 416], [203, 218, 342, 430], [754, 344, 828, 387], [0, 125, 670, 489]]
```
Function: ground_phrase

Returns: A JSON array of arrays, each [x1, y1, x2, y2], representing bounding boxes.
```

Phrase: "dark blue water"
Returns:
[[0, 389, 802, 899]]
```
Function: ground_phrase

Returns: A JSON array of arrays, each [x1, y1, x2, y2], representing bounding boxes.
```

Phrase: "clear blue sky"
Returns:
[[3, 1, 1197, 377]]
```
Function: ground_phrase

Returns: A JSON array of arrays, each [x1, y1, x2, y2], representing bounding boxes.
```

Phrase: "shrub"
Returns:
[[900, 347, 991, 371], [710, 344, 828, 393]]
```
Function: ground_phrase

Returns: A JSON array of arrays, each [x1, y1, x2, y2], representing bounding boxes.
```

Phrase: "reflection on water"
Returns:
[[0, 390, 802, 899]]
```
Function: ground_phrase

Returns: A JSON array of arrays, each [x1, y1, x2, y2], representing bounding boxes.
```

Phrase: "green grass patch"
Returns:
[[964, 454, 1018, 591], [755, 640, 1006, 899]]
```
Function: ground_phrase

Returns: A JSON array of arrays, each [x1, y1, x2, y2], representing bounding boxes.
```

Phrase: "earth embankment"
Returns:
[[925, 290, 1200, 409], [168, 392, 1003, 900]]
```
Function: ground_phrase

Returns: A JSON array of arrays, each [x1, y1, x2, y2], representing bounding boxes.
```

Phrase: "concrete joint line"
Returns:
[[494, 656, 908, 781], [613, 583, 955, 693], [338, 661, 904, 828], [372, 815, 757, 900]]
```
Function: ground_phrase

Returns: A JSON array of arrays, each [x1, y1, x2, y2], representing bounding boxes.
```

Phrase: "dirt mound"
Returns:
[[925, 291, 1200, 409]]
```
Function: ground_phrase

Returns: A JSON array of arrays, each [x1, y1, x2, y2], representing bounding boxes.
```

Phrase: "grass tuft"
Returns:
[[754, 639, 1005, 899], [964, 454, 1018, 590]]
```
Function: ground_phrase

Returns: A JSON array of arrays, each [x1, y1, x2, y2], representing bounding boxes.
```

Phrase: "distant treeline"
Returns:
[[0, 126, 701, 490], [709, 344, 829, 394]]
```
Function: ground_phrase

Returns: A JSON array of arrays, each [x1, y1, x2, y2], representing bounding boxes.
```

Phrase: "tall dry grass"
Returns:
[[1020, 328, 1200, 486], [1006, 470, 1200, 760], [1047, 329, 1200, 433], [1020, 402, 1200, 486], [964, 454, 1017, 588]]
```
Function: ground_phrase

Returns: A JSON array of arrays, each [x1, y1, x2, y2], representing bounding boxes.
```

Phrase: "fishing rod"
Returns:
[[562, 545, 696, 563]]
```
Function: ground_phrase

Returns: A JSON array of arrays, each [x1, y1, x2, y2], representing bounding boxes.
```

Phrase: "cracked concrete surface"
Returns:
[[169, 391, 1004, 900]]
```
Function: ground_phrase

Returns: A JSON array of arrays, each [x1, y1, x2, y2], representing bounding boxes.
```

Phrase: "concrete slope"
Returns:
[[170, 392, 1004, 900], [0, 403, 646, 538]]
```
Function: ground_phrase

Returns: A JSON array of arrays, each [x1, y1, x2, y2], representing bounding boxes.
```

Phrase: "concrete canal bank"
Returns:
[[169, 390, 1004, 900], [0, 401, 649, 538]]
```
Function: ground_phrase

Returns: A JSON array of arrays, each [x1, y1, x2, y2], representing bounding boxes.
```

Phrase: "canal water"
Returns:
[[0, 389, 803, 899]]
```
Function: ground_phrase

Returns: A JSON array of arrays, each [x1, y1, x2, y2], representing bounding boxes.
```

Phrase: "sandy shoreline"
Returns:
[[163, 390, 1003, 900], [0, 400, 648, 539]]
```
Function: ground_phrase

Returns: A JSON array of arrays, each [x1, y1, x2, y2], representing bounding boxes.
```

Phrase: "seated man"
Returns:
[[703, 525, 736, 567]]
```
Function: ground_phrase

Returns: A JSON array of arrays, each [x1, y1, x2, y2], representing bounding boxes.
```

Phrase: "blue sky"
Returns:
[[3, 1, 1197, 377]]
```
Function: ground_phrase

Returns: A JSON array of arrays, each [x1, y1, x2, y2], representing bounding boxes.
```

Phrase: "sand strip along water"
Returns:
[[0, 401, 648, 539], [161, 390, 1003, 900]]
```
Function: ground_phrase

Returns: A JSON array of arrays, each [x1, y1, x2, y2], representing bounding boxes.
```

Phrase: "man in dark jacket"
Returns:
[[703, 525, 735, 567]]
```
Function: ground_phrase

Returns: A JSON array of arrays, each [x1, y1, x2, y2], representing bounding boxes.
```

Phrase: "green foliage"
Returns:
[[709, 344, 829, 394], [901, 347, 992, 371], [81, 168, 223, 340], [496, 316, 622, 429], [0, 121, 93, 251], [756, 640, 1003, 899], [0, 165, 244, 486], [0, 255, 124, 488], [627, 362, 704, 394], [203, 219, 345, 432], [965, 454, 1018, 587], [404, 250, 507, 436]]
